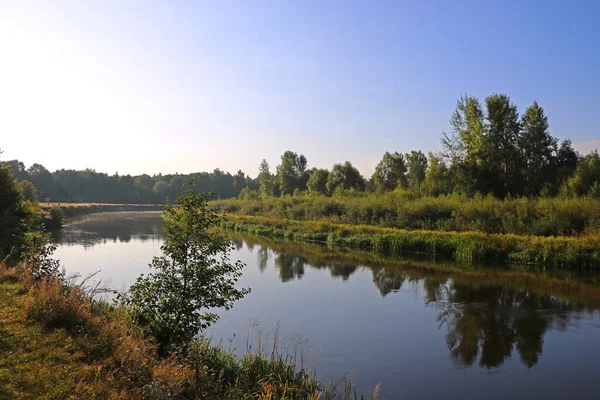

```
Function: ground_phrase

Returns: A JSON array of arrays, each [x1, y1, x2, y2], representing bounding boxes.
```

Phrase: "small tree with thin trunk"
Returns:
[[126, 179, 249, 350]]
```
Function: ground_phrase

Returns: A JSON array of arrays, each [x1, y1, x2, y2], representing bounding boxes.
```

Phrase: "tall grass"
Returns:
[[213, 192, 600, 237], [2, 262, 379, 399], [222, 215, 600, 269]]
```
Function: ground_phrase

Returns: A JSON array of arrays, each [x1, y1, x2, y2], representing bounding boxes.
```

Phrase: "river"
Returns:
[[54, 211, 600, 399]]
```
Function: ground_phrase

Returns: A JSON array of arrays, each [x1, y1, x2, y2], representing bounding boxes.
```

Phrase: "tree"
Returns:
[[232, 169, 247, 195], [441, 95, 486, 195], [519, 101, 557, 196], [19, 180, 38, 202], [373, 152, 406, 192], [152, 180, 169, 194], [554, 139, 579, 193], [126, 181, 249, 350], [306, 168, 329, 195], [257, 159, 274, 197], [327, 162, 365, 193], [566, 151, 600, 196], [484, 93, 522, 197], [422, 152, 452, 196], [277, 151, 307, 195], [405, 150, 428, 190], [0, 151, 32, 261], [28, 163, 60, 201], [3, 160, 29, 181]]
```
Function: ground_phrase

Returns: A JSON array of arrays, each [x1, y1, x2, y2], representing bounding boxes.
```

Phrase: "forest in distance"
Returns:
[[4, 93, 600, 204]]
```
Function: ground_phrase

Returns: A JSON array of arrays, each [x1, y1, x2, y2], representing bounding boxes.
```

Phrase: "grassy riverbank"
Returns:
[[214, 193, 600, 237], [0, 263, 374, 399], [222, 214, 600, 269]]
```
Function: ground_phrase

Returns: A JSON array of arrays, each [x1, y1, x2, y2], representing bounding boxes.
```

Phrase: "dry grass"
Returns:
[[0, 264, 378, 399]]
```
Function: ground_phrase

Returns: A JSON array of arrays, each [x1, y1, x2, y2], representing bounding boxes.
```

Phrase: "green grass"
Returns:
[[213, 192, 600, 237], [222, 214, 600, 269]]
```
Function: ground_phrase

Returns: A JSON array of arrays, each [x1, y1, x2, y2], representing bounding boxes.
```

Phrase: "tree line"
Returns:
[[2, 162, 259, 203], [255, 94, 598, 199], [5, 93, 600, 204]]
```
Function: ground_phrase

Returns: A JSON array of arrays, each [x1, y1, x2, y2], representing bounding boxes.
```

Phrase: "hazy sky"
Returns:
[[1, 0, 599, 178]]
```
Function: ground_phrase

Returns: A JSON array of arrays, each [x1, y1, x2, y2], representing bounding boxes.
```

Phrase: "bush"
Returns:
[[25, 278, 92, 330]]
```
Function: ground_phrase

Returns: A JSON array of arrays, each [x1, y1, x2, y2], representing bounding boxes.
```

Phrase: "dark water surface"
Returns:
[[55, 212, 600, 399]]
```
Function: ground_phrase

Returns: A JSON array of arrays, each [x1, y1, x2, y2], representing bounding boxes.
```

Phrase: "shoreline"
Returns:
[[222, 214, 600, 269]]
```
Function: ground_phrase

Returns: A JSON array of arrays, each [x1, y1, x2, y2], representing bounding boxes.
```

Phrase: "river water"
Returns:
[[54, 212, 600, 399]]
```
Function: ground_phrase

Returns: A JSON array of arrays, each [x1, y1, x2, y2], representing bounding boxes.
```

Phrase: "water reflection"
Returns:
[[429, 282, 578, 368], [56, 213, 600, 376], [235, 235, 600, 370], [58, 212, 163, 248]]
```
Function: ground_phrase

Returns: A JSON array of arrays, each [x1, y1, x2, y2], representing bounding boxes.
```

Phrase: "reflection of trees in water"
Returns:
[[257, 246, 270, 273], [274, 254, 307, 282], [230, 238, 243, 251], [238, 235, 600, 371], [426, 281, 582, 369], [58, 212, 164, 248], [372, 268, 406, 296]]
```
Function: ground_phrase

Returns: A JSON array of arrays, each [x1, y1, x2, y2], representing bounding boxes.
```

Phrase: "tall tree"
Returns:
[[327, 162, 365, 193], [441, 95, 486, 195], [373, 152, 407, 192], [484, 93, 522, 197], [554, 139, 579, 193], [28, 163, 60, 201], [422, 152, 452, 196], [257, 159, 274, 197], [277, 151, 307, 195], [306, 168, 329, 195], [566, 151, 600, 196], [518, 101, 557, 196], [405, 150, 428, 190]]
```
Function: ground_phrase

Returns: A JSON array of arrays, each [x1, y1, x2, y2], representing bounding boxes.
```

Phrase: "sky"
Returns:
[[1, 0, 599, 178]]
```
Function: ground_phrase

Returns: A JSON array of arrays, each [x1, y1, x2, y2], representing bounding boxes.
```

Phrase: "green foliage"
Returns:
[[567, 150, 600, 196], [277, 151, 308, 195], [213, 192, 600, 237], [405, 150, 427, 190], [222, 214, 600, 269], [126, 181, 250, 350], [0, 157, 39, 262], [258, 158, 275, 197], [307, 168, 330, 195], [19, 180, 38, 202], [327, 162, 366, 193], [422, 152, 452, 196], [152, 180, 169, 194], [373, 151, 406, 191], [519, 101, 557, 196]]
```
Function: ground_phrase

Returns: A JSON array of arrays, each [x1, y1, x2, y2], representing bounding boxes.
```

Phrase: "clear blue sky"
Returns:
[[1, 0, 599, 177]]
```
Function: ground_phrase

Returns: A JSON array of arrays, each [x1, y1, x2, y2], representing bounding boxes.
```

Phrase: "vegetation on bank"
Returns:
[[221, 214, 600, 269], [214, 192, 600, 237], [0, 264, 373, 399]]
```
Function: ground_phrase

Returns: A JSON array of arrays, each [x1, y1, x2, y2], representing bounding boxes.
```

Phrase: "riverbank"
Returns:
[[232, 233, 600, 304], [222, 214, 600, 269], [0, 263, 371, 399], [213, 193, 600, 237], [41, 203, 165, 219]]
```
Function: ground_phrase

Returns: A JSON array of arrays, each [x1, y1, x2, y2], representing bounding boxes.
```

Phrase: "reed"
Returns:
[[222, 214, 600, 269]]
